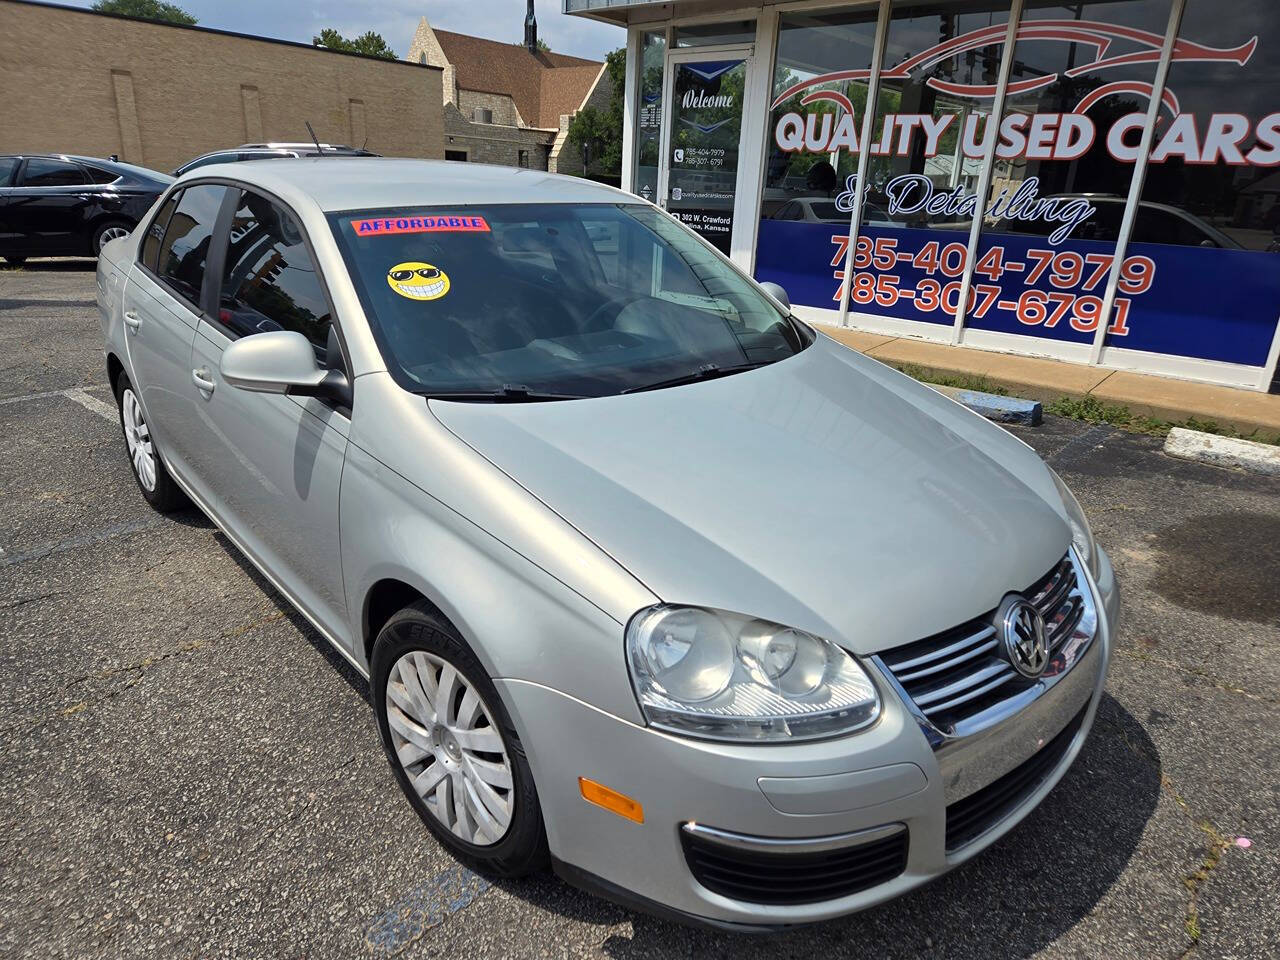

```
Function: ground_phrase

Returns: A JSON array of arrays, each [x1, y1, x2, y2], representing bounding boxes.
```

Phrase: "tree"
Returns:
[[312, 28, 397, 60], [91, 0, 197, 25], [513, 39, 552, 53], [566, 47, 626, 176]]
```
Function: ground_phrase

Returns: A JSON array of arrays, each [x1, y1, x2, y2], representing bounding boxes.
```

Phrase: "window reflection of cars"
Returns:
[[770, 198, 892, 225], [994, 194, 1245, 249]]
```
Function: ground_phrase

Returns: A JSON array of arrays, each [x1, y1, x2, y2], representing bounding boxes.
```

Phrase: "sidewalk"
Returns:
[[818, 325, 1280, 441]]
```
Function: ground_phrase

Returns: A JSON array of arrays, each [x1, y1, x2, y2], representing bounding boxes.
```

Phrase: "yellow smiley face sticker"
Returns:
[[387, 262, 450, 301]]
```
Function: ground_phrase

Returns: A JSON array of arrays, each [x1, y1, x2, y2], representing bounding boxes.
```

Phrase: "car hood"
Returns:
[[428, 335, 1070, 654]]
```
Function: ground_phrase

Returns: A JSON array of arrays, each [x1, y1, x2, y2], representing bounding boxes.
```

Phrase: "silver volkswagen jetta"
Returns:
[[97, 158, 1118, 930]]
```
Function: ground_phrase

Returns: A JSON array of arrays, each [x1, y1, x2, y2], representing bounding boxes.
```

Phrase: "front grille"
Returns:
[[681, 827, 908, 905], [877, 553, 1083, 734], [945, 704, 1087, 851]]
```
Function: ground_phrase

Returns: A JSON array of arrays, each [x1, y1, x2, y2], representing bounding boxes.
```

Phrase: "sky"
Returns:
[[57, 0, 625, 61]]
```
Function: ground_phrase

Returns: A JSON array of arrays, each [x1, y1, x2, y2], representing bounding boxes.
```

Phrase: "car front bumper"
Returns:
[[497, 546, 1119, 928]]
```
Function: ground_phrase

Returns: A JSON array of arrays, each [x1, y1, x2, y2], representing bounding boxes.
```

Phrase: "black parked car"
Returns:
[[0, 154, 173, 263], [173, 142, 377, 177]]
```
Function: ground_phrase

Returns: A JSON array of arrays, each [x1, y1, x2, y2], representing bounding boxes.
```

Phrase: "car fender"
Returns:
[[340, 436, 650, 725]]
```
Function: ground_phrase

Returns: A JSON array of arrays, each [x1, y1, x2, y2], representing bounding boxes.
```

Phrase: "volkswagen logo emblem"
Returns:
[[998, 596, 1049, 678]]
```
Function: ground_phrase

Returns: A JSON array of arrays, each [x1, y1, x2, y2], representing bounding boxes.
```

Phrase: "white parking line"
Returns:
[[63, 388, 117, 422], [0, 386, 117, 422]]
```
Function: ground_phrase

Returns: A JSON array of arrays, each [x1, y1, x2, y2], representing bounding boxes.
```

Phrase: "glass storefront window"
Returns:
[[756, 8, 879, 304], [966, 0, 1172, 344], [1119, 0, 1280, 370], [674, 21, 756, 47], [851, 1, 1013, 327], [632, 30, 665, 205]]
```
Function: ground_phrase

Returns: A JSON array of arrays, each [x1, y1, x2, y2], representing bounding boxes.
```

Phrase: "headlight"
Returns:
[[625, 605, 880, 742], [1050, 468, 1098, 577]]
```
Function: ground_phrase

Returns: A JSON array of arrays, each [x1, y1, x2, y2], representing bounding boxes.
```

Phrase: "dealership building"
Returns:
[[565, 0, 1280, 392]]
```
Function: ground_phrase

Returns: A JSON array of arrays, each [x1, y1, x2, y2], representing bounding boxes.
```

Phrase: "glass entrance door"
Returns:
[[658, 49, 753, 256]]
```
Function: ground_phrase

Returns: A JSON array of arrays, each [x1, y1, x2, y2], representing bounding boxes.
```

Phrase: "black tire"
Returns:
[[113, 371, 190, 513], [372, 603, 548, 877], [2, 256, 26, 265], [92, 220, 133, 255]]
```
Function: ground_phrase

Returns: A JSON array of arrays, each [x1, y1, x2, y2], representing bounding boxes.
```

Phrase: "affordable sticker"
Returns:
[[351, 215, 490, 236]]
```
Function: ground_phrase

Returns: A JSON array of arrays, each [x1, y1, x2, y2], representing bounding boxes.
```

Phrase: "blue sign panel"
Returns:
[[755, 219, 1280, 366]]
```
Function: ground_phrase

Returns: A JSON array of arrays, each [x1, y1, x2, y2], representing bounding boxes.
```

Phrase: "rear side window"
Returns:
[[156, 184, 228, 308], [20, 158, 88, 187], [0, 157, 18, 186], [83, 165, 121, 184], [218, 191, 331, 349], [141, 192, 180, 272]]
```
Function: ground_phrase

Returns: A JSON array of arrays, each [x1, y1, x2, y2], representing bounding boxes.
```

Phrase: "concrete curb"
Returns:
[[931, 383, 1043, 426], [1163, 427, 1280, 475]]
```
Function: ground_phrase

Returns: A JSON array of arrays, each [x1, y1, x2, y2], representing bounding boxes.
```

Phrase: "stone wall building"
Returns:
[[0, 0, 444, 174], [407, 3, 611, 174]]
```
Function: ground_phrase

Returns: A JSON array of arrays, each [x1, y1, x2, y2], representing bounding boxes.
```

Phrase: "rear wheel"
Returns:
[[2, 256, 26, 265], [93, 220, 132, 255], [372, 603, 548, 876], [114, 371, 189, 512]]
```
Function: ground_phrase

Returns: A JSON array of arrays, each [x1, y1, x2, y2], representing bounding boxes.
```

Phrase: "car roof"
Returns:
[[186, 157, 634, 211], [1, 153, 172, 181]]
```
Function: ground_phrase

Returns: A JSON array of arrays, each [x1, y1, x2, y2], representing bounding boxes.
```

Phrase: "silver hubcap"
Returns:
[[121, 388, 156, 491], [386, 651, 514, 846], [98, 226, 129, 251]]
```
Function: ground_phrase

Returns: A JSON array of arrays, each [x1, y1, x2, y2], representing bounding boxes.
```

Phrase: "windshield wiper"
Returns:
[[620, 361, 774, 395], [422, 383, 589, 403]]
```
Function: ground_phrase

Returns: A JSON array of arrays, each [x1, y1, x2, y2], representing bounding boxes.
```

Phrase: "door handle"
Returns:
[[191, 367, 216, 393], [123, 310, 141, 332]]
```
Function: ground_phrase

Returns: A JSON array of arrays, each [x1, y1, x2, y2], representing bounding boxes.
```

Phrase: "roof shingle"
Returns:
[[433, 29, 602, 129]]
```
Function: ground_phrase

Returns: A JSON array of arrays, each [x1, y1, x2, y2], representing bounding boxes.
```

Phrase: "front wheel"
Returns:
[[372, 603, 548, 876], [2, 255, 27, 265], [114, 371, 189, 512]]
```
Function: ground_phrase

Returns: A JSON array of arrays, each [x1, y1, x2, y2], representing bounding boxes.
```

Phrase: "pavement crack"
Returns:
[[2, 609, 288, 739], [1160, 773, 1236, 958]]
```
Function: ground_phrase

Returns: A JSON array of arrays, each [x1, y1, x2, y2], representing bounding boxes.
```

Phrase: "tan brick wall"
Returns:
[[0, 0, 444, 173]]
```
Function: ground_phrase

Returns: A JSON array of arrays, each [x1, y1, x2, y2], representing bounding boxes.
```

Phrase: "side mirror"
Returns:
[[759, 281, 791, 311], [220, 330, 349, 405]]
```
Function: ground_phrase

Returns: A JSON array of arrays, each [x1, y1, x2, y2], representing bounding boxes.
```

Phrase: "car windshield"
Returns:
[[328, 203, 807, 398]]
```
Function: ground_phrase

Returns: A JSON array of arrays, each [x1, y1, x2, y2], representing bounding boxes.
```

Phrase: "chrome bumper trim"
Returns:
[[680, 821, 906, 856]]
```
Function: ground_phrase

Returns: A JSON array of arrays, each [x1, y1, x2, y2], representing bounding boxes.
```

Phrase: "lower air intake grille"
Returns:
[[681, 827, 908, 905], [945, 704, 1087, 851]]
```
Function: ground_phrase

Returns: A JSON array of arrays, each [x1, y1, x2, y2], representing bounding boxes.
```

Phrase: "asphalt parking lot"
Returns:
[[2, 261, 1278, 960]]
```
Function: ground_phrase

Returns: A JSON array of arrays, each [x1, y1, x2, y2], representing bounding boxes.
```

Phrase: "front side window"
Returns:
[[218, 191, 332, 349], [330, 204, 805, 398], [20, 158, 87, 187], [0, 157, 19, 186], [156, 184, 228, 308]]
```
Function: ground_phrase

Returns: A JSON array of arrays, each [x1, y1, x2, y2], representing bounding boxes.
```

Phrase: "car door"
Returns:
[[185, 187, 351, 640], [7, 157, 96, 255], [121, 183, 230, 484], [0, 156, 21, 254]]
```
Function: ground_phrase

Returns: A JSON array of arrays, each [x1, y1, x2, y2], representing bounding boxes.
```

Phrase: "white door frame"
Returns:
[[657, 43, 761, 269]]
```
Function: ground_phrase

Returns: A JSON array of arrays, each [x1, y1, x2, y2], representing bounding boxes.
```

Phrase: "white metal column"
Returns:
[[736, 9, 779, 273], [837, 0, 892, 329], [621, 26, 641, 195], [951, 0, 1025, 343]]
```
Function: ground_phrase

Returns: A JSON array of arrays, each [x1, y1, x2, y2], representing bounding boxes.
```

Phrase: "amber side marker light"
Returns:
[[578, 777, 644, 823]]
